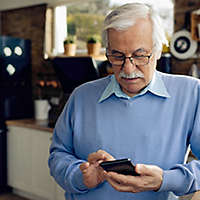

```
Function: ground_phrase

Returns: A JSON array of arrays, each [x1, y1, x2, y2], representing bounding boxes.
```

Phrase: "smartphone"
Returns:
[[100, 158, 139, 176]]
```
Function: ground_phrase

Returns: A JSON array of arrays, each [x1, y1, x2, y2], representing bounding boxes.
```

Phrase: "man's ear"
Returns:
[[155, 51, 162, 60]]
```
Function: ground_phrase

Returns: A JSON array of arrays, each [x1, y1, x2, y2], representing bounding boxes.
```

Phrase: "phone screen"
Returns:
[[100, 158, 139, 176]]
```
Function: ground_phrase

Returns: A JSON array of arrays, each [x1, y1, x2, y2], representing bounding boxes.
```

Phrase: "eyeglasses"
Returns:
[[106, 49, 152, 67]]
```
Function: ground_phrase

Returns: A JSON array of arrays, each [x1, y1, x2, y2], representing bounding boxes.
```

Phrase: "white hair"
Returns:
[[102, 3, 168, 54]]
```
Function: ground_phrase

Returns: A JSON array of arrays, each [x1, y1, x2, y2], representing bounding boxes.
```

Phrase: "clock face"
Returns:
[[170, 30, 197, 59], [174, 37, 190, 53]]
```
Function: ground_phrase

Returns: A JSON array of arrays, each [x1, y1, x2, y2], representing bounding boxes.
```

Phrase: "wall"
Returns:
[[172, 0, 200, 75]]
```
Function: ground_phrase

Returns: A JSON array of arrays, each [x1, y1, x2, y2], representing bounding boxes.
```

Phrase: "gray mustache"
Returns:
[[119, 71, 144, 79]]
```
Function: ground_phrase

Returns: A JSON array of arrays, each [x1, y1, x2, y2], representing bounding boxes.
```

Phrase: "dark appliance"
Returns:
[[0, 36, 34, 120], [52, 56, 99, 96], [0, 36, 33, 193], [0, 117, 9, 193], [49, 56, 100, 127], [157, 53, 172, 74]]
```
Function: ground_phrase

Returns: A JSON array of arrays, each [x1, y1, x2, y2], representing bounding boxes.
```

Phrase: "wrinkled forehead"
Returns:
[[107, 18, 153, 51]]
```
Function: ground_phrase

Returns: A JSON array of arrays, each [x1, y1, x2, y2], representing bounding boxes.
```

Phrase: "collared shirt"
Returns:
[[99, 71, 170, 102], [49, 70, 200, 200]]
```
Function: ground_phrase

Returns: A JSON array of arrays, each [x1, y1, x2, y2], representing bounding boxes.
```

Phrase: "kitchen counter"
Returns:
[[6, 119, 53, 133]]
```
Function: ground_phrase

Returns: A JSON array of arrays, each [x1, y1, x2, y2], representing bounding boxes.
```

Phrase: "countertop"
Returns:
[[6, 119, 53, 133]]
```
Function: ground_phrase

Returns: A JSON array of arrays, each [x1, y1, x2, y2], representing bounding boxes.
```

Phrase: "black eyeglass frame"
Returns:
[[106, 49, 152, 69]]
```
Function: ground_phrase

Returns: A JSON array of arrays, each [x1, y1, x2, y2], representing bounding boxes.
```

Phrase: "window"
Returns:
[[66, 0, 110, 54], [44, 5, 67, 57], [44, 0, 174, 58]]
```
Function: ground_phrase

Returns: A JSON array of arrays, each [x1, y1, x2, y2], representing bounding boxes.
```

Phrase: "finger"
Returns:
[[80, 162, 90, 172], [106, 174, 135, 193], [135, 164, 163, 191], [96, 150, 115, 161], [135, 164, 149, 176], [106, 172, 139, 186], [88, 150, 114, 163], [136, 164, 161, 176], [88, 152, 105, 163]]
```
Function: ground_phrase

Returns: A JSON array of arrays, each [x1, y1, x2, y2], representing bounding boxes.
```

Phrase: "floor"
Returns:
[[0, 192, 195, 200]]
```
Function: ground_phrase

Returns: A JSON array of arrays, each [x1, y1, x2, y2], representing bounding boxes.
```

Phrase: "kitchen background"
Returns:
[[1, 0, 200, 100], [0, 0, 200, 199]]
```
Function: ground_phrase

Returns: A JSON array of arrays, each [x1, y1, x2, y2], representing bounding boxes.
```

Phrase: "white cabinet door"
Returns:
[[7, 126, 56, 200], [55, 184, 65, 200], [7, 126, 33, 193], [31, 128, 56, 200]]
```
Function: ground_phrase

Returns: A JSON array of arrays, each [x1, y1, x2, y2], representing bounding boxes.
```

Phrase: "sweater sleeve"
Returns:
[[158, 82, 200, 196], [48, 93, 89, 194]]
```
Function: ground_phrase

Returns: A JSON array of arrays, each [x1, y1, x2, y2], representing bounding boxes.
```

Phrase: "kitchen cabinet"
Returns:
[[7, 124, 65, 200]]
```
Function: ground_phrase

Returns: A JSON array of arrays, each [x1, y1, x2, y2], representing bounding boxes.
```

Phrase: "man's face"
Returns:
[[107, 18, 159, 97]]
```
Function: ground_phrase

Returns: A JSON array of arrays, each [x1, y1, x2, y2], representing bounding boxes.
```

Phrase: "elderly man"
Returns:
[[48, 3, 200, 200]]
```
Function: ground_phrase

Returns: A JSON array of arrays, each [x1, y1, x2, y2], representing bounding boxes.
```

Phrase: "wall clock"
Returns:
[[170, 30, 197, 59]]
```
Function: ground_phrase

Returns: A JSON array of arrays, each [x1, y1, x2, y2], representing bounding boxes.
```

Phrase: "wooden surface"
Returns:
[[6, 119, 53, 133], [191, 12, 200, 41], [191, 191, 200, 200]]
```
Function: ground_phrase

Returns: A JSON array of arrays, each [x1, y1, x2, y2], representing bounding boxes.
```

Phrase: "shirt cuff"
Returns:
[[71, 163, 88, 192], [158, 168, 192, 195]]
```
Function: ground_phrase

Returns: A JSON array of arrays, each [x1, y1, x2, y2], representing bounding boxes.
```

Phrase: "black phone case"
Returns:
[[100, 158, 139, 176]]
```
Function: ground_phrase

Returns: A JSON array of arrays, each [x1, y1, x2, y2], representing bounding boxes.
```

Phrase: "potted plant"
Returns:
[[87, 34, 101, 56], [63, 35, 76, 56]]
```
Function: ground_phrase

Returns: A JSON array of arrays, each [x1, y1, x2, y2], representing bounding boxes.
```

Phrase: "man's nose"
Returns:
[[122, 57, 137, 74]]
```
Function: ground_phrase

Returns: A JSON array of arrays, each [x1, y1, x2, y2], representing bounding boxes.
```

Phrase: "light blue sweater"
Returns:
[[48, 71, 200, 200]]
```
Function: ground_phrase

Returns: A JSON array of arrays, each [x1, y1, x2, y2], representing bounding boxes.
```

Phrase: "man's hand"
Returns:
[[104, 164, 163, 193], [80, 161, 105, 189], [80, 150, 115, 189], [88, 149, 115, 164]]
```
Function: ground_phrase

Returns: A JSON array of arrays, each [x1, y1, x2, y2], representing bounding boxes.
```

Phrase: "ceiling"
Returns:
[[0, 0, 83, 11], [0, 0, 174, 11]]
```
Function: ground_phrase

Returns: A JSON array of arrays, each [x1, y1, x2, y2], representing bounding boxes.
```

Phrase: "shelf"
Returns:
[[49, 53, 107, 61], [175, 4, 200, 14], [191, 11, 200, 41]]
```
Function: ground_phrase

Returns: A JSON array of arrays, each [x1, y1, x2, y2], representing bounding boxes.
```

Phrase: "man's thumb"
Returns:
[[136, 164, 151, 175]]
